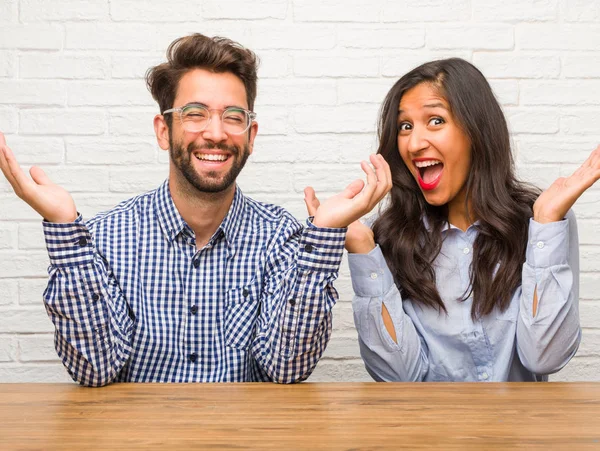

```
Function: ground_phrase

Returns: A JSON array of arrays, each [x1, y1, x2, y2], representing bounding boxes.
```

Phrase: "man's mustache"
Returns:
[[187, 142, 240, 155]]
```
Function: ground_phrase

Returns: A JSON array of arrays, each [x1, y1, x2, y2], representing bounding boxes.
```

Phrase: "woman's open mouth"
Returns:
[[414, 159, 443, 191]]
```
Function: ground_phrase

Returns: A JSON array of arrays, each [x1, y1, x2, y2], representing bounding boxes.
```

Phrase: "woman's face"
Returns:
[[397, 82, 472, 220]]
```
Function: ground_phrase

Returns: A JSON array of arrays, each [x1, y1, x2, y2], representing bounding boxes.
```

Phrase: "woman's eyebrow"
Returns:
[[398, 102, 448, 113], [423, 102, 448, 109]]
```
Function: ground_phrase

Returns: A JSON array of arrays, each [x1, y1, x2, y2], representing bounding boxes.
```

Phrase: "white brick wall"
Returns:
[[0, 0, 599, 384]]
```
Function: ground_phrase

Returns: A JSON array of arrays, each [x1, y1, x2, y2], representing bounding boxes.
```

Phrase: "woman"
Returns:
[[306, 58, 600, 381]]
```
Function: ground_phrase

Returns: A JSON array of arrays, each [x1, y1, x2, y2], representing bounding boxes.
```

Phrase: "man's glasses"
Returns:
[[162, 104, 256, 135]]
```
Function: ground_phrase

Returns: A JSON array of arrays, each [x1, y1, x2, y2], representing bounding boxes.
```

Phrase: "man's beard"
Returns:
[[169, 137, 250, 194]]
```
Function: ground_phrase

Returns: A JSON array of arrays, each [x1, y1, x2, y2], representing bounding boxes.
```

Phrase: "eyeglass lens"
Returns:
[[180, 106, 250, 134]]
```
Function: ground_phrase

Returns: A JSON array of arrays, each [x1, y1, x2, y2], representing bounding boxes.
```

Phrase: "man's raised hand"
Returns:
[[304, 154, 392, 253], [0, 132, 77, 223]]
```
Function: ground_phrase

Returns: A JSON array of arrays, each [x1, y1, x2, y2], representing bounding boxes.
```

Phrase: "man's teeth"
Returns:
[[195, 154, 228, 162], [414, 160, 442, 168]]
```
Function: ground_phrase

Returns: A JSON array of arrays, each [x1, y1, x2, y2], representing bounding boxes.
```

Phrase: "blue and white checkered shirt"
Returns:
[[42, 180, 346, 386]]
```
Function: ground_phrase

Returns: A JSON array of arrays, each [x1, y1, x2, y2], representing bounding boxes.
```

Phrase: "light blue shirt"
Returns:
[[349, 211, 581, 382]]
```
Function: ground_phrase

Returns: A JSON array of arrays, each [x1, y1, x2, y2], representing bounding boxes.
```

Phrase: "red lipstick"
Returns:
[[413, 158, 443, 191]]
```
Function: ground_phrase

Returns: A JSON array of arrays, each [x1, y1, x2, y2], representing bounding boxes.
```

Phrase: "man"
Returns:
[[0, 34, 390, 386]]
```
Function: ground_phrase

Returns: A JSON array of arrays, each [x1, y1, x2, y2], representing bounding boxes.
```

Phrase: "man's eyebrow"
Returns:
[[182, 102, 208, 108], [183, 102, 247, 110]]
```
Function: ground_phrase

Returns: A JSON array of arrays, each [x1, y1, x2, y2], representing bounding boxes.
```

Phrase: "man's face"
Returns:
[[165, 68, 257, 195]]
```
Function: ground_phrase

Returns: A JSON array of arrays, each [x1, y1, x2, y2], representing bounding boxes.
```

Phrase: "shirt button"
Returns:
[[92, 293, 100, 301], [193, 259, 200, 268], [463, 247, 470, 254], [243, 288, 249, 297], [481, 372, 489, 380], [536, 241, 544, 249], [370, 272, 378, 280], [304, 244, 314, 253], [189, 352, 198, 363], [190, 305, 198, 315], [289, 299, 296, 307], [78, 237, 87, 247]]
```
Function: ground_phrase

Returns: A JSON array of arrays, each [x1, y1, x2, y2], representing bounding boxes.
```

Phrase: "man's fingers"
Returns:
[[30, 166, 53, 186], [359, 154, 392, 210], [5, 145, 36, 192], [370, 154, 393, 193], [303, 186, 321, 216], [0, 144, 12, 180], [359, 160, 378, 198], [342, 179, 365, 199], [0, 138, 29, 194]]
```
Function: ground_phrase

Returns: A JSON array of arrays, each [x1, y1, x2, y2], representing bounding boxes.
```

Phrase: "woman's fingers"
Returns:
[[567, 145, 600, 192]]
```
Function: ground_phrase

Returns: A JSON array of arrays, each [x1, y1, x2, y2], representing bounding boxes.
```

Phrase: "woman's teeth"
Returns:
[[415, 160, 443, 183], [414, 160, 441, 168]]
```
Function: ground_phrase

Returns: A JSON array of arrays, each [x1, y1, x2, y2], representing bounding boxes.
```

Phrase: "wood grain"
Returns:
[[1, 383, 599, 450]]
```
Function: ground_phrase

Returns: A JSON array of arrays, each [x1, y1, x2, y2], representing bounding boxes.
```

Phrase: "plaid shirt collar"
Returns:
[[154, 179, 246, 247]]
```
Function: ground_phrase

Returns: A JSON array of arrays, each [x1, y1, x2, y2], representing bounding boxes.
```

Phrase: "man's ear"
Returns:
[[154, 114, 170, 151], [247, 121, 258, 156]]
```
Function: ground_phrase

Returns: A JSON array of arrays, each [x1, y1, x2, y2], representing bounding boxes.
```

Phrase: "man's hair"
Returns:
[[146, 33, 259, 126], [373, 58, 540, 320]]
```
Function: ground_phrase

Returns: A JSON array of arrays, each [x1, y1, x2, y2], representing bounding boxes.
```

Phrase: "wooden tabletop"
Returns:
[[1, 382, 599, 450]]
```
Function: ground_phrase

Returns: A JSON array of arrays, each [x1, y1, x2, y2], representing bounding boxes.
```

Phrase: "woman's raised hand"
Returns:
[[533, 145, 600, 224], [0, 132, 77, 223]]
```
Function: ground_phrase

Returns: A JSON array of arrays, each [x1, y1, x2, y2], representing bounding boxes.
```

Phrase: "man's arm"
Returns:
[[42, 217, 134, 386], [0, 133, 133, 386], [251, 154, 393, 382], [250, 218, 346, 383]]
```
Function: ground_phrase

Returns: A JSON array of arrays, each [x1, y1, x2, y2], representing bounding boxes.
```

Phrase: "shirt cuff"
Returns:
[[43, 214, 95, 268], [348, 245, 395, 297], [526, 217, 570, 268], [296, 219, 346, 272]]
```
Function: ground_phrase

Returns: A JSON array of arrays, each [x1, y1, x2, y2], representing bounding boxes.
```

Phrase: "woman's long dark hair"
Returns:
[[373, 58, 540, 319]]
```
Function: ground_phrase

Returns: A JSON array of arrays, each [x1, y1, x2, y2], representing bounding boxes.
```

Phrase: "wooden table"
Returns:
[[1, 383, 599, 450]]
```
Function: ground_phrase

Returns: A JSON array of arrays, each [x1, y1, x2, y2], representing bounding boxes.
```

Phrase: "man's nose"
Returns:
[[201, 113, 227, 143]]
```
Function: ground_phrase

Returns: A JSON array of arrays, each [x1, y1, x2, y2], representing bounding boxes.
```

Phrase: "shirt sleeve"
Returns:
[[42, 215, 134, 387], [349, 245, 428, 382], [517, 209, 581, 375], [249, 218, 346, 383]]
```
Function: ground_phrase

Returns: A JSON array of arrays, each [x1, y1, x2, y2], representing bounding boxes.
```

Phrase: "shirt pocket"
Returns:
[[428, 362, 468, 381], [225, 279, 263, 350], [264, 269, 288, 298], [495, 297, 520, 322]]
